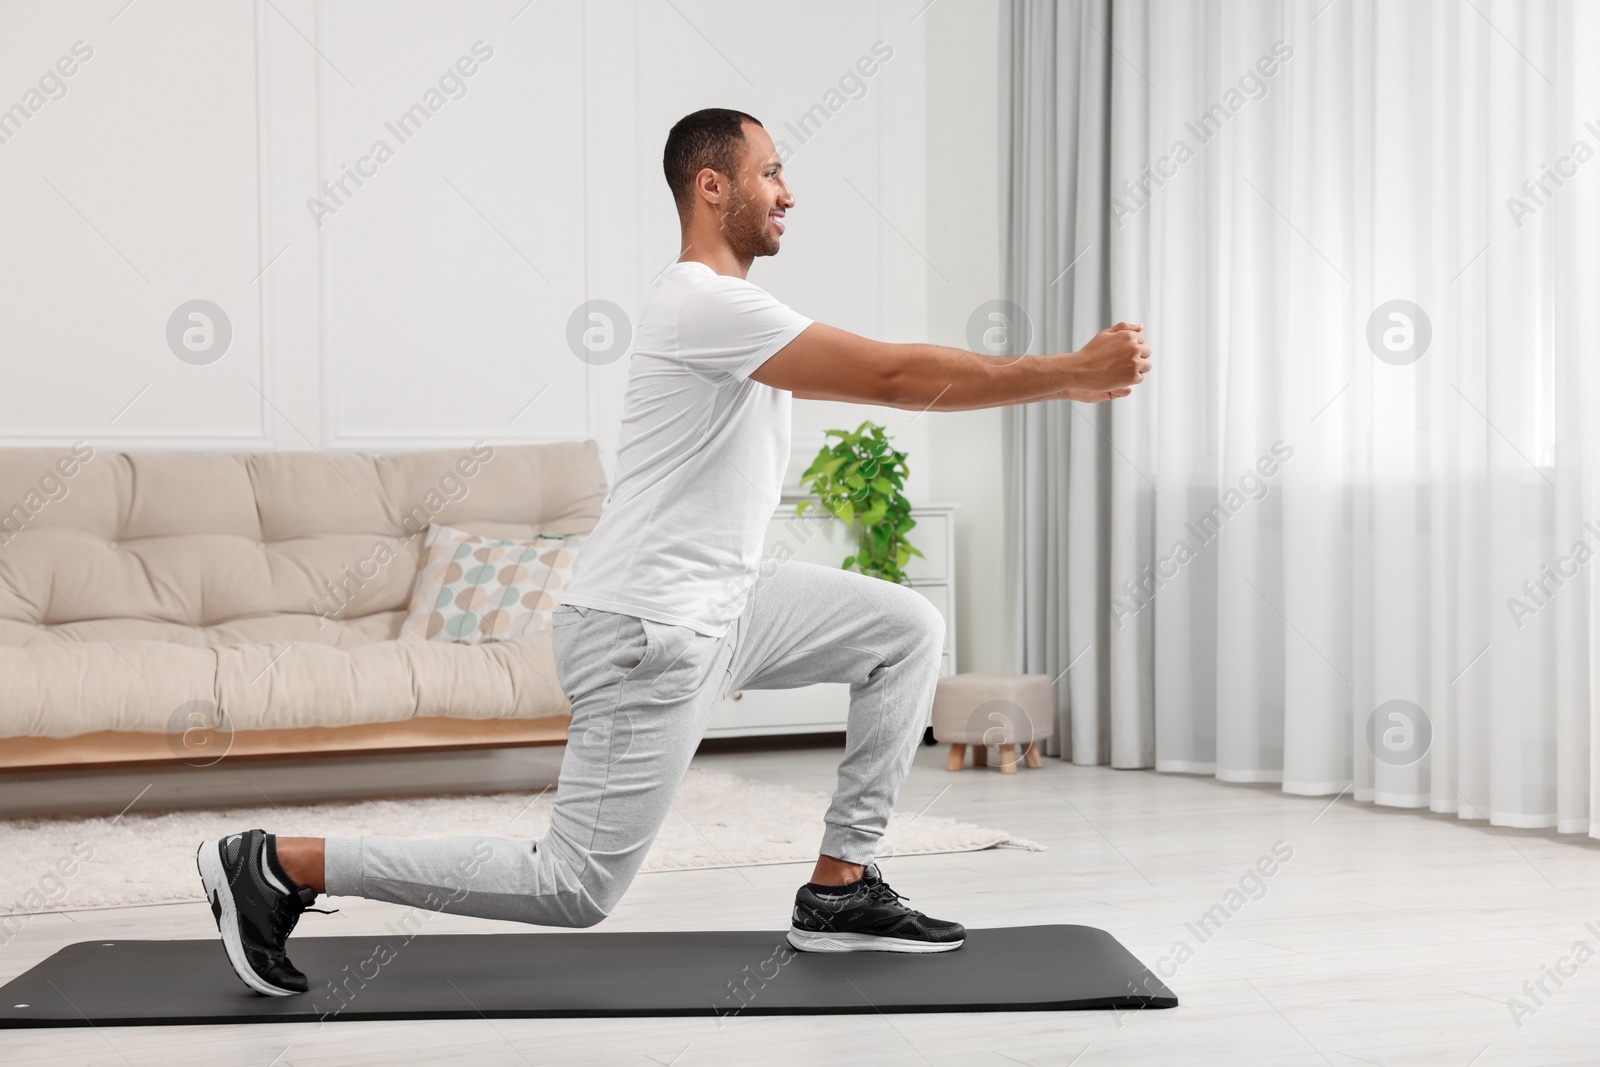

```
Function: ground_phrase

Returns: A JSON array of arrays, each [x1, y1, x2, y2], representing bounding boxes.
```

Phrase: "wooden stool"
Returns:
[[931, 673, 1054, 773]]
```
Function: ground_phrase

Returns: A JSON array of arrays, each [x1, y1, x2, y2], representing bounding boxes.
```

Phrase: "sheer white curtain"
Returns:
[[1003, 0, 1600, 834]]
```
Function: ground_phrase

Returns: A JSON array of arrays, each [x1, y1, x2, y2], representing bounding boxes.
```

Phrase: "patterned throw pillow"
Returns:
[[400, 524, 587, 643]]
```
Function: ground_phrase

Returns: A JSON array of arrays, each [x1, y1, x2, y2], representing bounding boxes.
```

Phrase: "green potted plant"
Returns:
[[796, 420, 922, 585]]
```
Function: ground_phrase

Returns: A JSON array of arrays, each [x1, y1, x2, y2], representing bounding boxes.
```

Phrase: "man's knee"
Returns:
[[549, 882, 612, 928], [571, 897, 610, 928], [895, 587, 945, 653], [570, 866, 637, 927], [537, 837, 624, 928]]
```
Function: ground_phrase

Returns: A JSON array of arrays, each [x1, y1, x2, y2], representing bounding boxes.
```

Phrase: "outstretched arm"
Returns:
[[751, 321, 1151, 411]]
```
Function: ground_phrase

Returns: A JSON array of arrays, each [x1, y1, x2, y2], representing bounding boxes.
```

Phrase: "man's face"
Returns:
[[718, 121, 793, 259]]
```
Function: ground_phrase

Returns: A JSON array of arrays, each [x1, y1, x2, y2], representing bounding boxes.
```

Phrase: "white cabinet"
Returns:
[[704, 503, 959, 738]]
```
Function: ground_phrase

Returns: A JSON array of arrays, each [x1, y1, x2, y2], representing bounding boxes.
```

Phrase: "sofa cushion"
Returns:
[[0, 642, 217, 738], [213, 631, 563, 733], [400, 525, 587, 643], [0, 628, 563, 739], [0, 440, 606, 739], [0, 440, 605, 636]]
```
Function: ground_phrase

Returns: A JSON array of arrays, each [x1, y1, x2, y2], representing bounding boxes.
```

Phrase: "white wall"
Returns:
[[923, 0, 1008, 674], [0, 0, 1007, 669]]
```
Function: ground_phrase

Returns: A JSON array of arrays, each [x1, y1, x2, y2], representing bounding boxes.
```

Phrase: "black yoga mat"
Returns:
[[0, 925, 1176, 1027]]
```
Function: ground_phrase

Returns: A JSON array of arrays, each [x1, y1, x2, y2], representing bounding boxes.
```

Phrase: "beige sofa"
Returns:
[[0, 440, 606, 769]]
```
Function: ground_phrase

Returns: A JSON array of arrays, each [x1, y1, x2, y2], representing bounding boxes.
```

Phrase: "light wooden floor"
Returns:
[[4, 734, 1600, 1066]]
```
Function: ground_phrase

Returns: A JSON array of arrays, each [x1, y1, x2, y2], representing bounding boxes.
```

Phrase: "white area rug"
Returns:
[[1, 767, 1046, 914]]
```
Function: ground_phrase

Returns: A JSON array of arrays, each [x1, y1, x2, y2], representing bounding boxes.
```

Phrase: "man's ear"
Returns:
[[695, 167, 725, 210]]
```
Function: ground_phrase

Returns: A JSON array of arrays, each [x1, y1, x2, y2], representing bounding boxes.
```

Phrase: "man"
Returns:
[[196, 107, 1150, 996]]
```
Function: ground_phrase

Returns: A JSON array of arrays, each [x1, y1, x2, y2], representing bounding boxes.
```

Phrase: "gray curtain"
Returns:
[[1001, 0, 1600, 848], [1002, 0, 1156, 767]]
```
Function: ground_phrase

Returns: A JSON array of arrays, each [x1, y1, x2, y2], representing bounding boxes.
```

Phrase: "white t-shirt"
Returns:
[[560, 260, 814, 637]]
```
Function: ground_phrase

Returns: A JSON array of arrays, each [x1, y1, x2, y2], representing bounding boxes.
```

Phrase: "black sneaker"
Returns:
[[787, 862, 965, 953], [195, 828, 338, 996]]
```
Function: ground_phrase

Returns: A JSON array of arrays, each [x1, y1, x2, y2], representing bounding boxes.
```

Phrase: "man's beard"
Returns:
[[721, 183, 779, 259]]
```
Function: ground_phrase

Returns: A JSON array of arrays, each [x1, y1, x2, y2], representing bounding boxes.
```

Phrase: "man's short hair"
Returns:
[[663, 108, 763, 218]]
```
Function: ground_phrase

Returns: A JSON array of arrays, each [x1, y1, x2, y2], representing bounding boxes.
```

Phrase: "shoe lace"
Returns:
[[291, 884, 339, 915], [269, 889, 340, 942], [865, 880, 912, 909]]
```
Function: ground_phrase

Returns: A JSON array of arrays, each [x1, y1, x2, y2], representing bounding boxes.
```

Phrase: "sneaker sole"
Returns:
[[195, 841, 300, 997], [786, 926, 964, 953]]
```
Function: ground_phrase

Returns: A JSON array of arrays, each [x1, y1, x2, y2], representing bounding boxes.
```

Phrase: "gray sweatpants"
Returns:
[[322, 559, 945, 928]]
